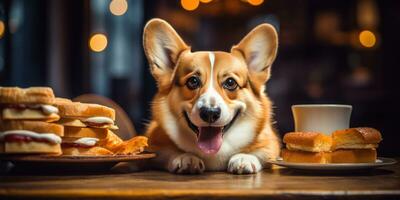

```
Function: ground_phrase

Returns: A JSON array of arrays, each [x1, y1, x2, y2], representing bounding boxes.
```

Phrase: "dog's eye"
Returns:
[[222, 78, 238, 91], [186, 76, 201, 90]]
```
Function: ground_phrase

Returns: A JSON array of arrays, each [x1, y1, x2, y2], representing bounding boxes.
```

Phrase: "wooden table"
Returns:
[[1, 159, 399, 200]]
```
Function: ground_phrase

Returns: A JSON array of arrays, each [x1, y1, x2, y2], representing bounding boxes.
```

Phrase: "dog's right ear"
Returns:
[[143, 18, 189, 86]]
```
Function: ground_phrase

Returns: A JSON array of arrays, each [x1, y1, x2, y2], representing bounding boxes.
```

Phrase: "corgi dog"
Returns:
[[143, 18, 280, 174]]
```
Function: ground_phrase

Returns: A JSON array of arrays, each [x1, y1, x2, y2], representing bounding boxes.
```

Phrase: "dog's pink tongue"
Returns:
[[197, 127, 223, 155]]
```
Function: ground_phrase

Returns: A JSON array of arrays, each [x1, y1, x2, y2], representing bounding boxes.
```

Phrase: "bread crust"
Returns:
[[283, 132, 332, 152], [0, 120, 64, 136], [0, 141, 61, 154], [56, 101, 115, 120], [331, 149, 377, 163], [63, 126, 108, 139], [62, 146, 113, 156], [281, 149, 331, 163], [332, 127, 382, 144], [0, 87, 55, 104]]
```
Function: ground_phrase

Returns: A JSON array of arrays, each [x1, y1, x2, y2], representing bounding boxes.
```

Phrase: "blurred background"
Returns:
[[0, 0, 399, 156]]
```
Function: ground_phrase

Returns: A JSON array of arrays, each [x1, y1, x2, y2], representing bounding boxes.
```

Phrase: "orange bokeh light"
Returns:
[[359, 30, 376, 48], [89, 33, 108, 52], [181, 0, 199, 11], [248, 0, 264, 6], [200, 0, 212, 3]]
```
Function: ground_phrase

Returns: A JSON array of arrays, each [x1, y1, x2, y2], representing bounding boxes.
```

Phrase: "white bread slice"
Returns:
[[0, 141, 61, 154], [2, 108, 60, 122]]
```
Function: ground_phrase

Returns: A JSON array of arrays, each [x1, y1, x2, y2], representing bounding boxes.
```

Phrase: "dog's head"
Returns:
[[144, 19, 278, 155]]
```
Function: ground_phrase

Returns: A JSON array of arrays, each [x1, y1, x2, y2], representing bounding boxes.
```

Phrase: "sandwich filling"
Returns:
[[0, 130, 62, 144], [82, 117, 114, 126], [61, 137, 99, 148]]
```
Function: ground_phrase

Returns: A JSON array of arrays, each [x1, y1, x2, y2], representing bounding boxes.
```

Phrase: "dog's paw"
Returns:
[[227, 153, 262, 174], [168, 153, 205, 174]]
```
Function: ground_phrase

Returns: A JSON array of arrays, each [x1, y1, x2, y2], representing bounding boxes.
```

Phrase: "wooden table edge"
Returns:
[[1, 189, 399, 198]]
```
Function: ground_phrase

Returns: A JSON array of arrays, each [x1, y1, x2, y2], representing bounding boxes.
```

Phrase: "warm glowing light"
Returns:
[[200, 0, 212, 3], [89, 34, 108, 52], [0, 21, 5, 38], [359, 30, 376, 48], [248, 0, 264, 6], [109, 0, 128, 16], [181, 0, 199, 11]]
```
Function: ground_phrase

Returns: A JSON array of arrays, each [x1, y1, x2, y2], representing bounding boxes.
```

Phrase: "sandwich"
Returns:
[[0, 120, 63, 154], [54, 99, 118, 155], [282, 128, 382, 163], [0, 87, 60, 122], [55, 99, 118, 130]]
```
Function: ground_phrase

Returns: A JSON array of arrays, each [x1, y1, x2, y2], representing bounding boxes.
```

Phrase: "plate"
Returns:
[[0, 153, 156, 172], [268, 157, 397, 170]]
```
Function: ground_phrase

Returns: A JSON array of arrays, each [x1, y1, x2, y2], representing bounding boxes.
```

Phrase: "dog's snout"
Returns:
[[199, 107, 221, 123]]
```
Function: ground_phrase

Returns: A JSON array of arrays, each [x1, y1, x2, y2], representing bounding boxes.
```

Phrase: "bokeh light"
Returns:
[[248, 0, 264, 6], [200, 0, 212, 3], [109, 0, 128, 16], [0, 21, 5, 38], [359, 30, 376, 48], [181, 0, 199, 11], [89, 33, 108, 52]]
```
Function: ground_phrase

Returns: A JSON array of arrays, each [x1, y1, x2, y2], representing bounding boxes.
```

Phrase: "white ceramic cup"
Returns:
[[291, 104, 352, 135]]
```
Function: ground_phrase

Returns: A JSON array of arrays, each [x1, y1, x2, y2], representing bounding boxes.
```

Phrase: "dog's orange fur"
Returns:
[[142, 18, 281, 174]]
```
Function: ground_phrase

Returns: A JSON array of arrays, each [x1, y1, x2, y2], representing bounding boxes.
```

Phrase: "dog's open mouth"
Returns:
[[183, 110, 240, 155]]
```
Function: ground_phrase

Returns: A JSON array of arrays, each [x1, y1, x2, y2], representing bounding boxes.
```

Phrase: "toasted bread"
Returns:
[[331, 149, 377, 163], [332, 127, 382, 150], [0, 141, 61, 154], [2, 108, 60, 122], [0, 87, 55, 104], [0, 120, 64, 136], [56, 101, 115, 120], [283, 132, 332, 152], [63, 126, 108, 139], [281, 149, 331, 163]]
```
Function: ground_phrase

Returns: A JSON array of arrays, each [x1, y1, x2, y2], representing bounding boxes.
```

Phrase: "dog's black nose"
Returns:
[[199, 107, 221, 123]]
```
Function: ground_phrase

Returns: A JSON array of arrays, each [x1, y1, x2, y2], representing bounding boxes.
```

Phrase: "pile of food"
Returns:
[[282, 127, 382, 163], [0, 87, 148, 156]]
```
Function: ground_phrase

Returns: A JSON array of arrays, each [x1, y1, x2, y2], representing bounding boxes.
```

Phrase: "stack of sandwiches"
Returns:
[[54, 98, 121, 156], [0, 86, 148, 156], [0, 87, 63, 154], [282, 127, 382, 163]]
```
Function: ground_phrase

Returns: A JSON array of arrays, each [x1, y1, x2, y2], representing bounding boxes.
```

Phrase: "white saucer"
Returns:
[[268, 157, 397, 170]]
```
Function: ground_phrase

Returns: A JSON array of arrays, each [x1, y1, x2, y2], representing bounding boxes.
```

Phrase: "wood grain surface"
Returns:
[[0, 159, 399, 200]]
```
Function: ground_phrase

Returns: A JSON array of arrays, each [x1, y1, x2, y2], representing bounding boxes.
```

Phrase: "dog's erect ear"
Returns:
[[231, 24, 278, 84], [143, 18, 189, 85]]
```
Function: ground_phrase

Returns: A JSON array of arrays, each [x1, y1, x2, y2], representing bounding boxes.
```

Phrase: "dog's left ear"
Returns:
[[231, 24, 278, 84]]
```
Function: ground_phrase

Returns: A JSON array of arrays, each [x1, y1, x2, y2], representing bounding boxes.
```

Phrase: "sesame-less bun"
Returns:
[[0, 87, 55, 104], [281, 149, 331, 163], [332, 127, 382, 150], [283, 132, 332, 152], [0, 120, 64, 136], [0, 142, 61, 154], [62, 146, 113, 156], [56, 101, 115, 120], [331, 149, 376, 163]]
